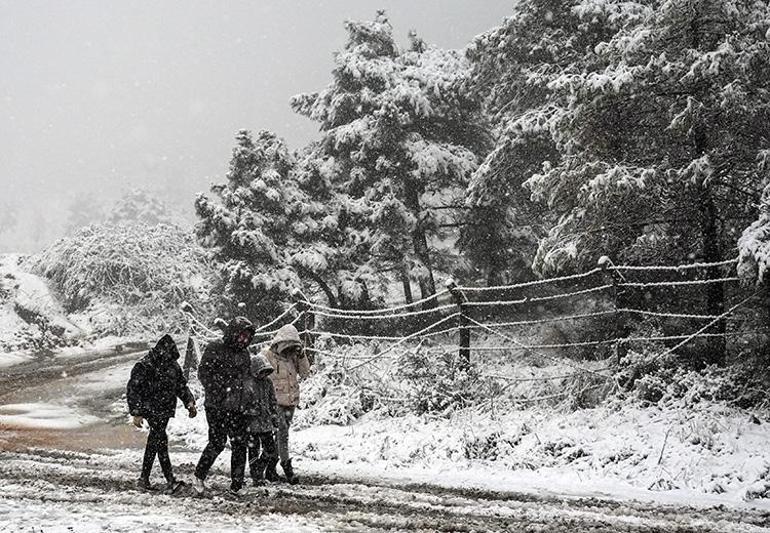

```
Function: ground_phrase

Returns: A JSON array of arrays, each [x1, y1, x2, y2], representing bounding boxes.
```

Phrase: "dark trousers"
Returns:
[[275, 405, 295, 462], [141, 416, 173, 482], [194, 409, 247, 489], [247, 431, 277, 481]]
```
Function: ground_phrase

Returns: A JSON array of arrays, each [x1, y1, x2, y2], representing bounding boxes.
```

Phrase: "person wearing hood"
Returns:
[[127, 334, 196, 492], [241, 353, 279, 485], [262, 324, 310, 484], [193, 316, 256, 494]]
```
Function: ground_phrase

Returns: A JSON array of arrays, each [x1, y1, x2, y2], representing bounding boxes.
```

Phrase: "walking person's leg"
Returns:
[[277, 406, 297, 484], [260, 431, 277, 466], [250, 432, 274, 485], [226, 411, 248, 492], [149, 416, 177, 488], [265, 406, 289, 482], [247, 430, 263, 485], [275, 406, 293, 463], [139, 421, 160, 489], [194, 409, 228, 488]]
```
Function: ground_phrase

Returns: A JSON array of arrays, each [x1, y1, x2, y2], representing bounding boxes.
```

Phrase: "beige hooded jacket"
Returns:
[[262, 324, 310, 407]]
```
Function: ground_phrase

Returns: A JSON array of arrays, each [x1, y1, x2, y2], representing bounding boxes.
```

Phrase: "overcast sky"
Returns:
[[0, 0, 512, 251]]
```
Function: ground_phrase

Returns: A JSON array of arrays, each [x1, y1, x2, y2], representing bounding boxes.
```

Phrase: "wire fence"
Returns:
[[185, 256, 765, 405]]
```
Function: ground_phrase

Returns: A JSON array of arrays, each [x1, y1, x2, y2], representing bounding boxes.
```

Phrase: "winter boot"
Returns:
[[165, 478, 184, 494], [264, 457, 280, 482], [192, 476, 207, 496], [229, 479, 243, 496], [281, 459, 298, 485], [137, 477, 153, 491]]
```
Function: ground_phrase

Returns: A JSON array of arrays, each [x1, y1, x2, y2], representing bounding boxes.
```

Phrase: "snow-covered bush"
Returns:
[[739, 187, 770, 284], [396, 348, 489, 414], [624, 353, 770, 410], [294, 354, 368, 428], [26, 223, 217, 336]]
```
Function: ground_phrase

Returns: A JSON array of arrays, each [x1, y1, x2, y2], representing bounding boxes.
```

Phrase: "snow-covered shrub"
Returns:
[[294, 353, 368, 428], [462, 429, 525, 461], [745, 466, 770, 501], [739, 184, 770, 283], [396, 348, 489, 414], [0, 273, 11, 301], [26, 223, 217, 336], [624, 353, 770, 409]]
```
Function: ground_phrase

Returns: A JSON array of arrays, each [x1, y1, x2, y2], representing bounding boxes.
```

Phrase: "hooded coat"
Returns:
[[262, 324, 310, 407], [198, 316, 255, 411], [241, 354, 278, 433], [127, 334, 194, 419]]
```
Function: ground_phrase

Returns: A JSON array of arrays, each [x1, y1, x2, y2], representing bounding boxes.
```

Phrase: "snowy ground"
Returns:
[[1, 349, 769, 531], [0, 253, 150, 369], [2, 447, 770, 533], [172, 396, 770, 510]]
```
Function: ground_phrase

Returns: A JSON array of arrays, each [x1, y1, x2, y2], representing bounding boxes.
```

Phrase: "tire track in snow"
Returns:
[[0, 449, 768, 533]]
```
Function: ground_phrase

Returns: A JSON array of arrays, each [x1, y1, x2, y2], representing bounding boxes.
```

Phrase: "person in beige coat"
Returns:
[[262, 324, 310, 484]]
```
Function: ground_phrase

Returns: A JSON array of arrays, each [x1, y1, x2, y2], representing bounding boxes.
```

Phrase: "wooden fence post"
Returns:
[[179, 302, 198, 379], [294, 291, 316, 365], [598, 256, 627, 366], [445, 278, 470, 368]]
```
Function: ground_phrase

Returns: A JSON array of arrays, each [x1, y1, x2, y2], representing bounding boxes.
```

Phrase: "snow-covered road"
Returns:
[[2, 447, 770, 533], [1, 352, 769, 532]]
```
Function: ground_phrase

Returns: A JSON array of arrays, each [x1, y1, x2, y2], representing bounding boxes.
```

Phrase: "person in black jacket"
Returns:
[[242, 354, 278, 486], [193, 316, 255, 494], [127, 334, 196, 492]]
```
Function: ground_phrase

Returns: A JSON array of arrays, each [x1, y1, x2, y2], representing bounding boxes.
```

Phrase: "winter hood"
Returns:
[[270, 324, 302, 355], [250, 354, 274, 377], [223, 316, 256, 346], [148, 334, 180, 362]]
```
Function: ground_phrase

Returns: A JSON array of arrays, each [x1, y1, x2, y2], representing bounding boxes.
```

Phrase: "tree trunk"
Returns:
[[401, 263, 414, 304], [296, 265, 338, 308], [412, 229, 437, 300], [700, 187, 726, 366], [487, 264, 500, 287], [404, 178, 436, 303]]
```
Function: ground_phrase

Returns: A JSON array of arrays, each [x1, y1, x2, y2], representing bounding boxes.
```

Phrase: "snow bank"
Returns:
[[11, 269, 81, 337], [26, 223, 217, 338], [289, 402, 770, 505], [164, 387, 770, 507], [0, 253, 82, 358]]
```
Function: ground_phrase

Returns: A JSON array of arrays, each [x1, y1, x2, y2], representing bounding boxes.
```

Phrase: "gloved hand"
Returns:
[[132, 415, 144, 428], [188, 403, 198, 418]]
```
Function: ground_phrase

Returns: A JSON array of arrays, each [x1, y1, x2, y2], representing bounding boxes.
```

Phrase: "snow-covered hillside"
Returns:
[[0, 254, 84, 363]]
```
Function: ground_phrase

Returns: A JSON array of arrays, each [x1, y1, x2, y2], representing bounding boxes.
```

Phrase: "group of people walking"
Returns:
[[126, 317, 310, 494]]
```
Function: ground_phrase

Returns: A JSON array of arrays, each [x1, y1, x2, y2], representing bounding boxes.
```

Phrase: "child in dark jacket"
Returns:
[[127, 334, 197, 492], [241, 354, 279, 485]]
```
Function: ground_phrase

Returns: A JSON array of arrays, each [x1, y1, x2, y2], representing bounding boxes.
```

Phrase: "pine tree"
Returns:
[[291, 12, 485, 302], [290, 142, 381, 309], [195, 130, 379, 319], [195, 130, 303, 319], [461, 0, 628, 284], [523, 0, 770, 364]]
